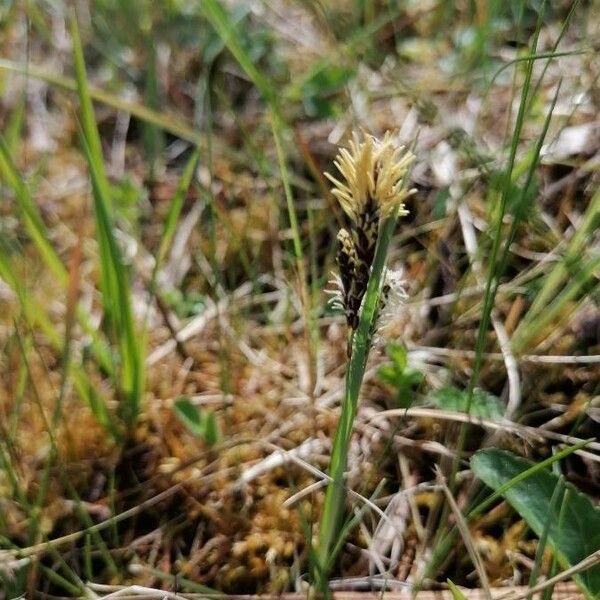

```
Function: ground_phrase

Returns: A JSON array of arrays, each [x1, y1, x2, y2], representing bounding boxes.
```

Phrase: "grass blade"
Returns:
[[82, 132, 143, 428], [154, 148, 200, 277], [0, 136, 67, 284], [69, 9, 112, 212], [70, 10, 144, 428]]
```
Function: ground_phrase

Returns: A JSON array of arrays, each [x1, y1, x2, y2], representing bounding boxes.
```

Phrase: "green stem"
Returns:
[[314, 213, 397, 592]]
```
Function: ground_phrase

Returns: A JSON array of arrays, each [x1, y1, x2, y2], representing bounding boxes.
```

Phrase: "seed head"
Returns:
[[326, 131, 414, 337], [325, 131, 415, 223]]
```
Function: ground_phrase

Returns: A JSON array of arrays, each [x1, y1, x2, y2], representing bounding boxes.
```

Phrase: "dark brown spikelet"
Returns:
[[336, 197, 380, 330], [336, 228, 358, 329], [351, 195, 379, 301]]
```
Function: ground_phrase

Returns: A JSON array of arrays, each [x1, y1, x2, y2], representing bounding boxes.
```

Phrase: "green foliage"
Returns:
[[423, 440, 591, 583], [299, 64, 355, 118], [0, 0, 598, 595], [512, 184, 600, 351], [200, 0, 277, 109], [150, 147, 200, 285], [471, 448, 600, 599], [163, 289, 206, 319], [173, 397, 221, 446], [314, 206, 406, 591], [0, 136, 67, 285], [529, 475, 566, 592], [432, 185, 452, 219], [71, 11, 144, 430], [488, 168, 537, 222], [427, 385, 505, 420], [378, 342, 423, 408], [444, 2, 560, 505], [447, 580, 469, 600], [201, 4, 250, 64]]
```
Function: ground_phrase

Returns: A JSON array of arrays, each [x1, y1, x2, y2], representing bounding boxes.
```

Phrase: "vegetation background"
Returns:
[[0, 0, 599, 598]]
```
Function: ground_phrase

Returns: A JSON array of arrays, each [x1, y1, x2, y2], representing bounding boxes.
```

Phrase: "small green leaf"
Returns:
[[174, 397, 206, 437], [471, 449, 600, 600], [377, 364, 399, 386], [300, 65, 355, 97], [387, 342, 408, 371], [378, 343, 423, 409], [428, 386, 504, 419], [447, 580, 469, 600], [203, 411, 221, 447], [433, 186, 451, 219], [173, 397, 221, 446], [299, 65, 355, 117]]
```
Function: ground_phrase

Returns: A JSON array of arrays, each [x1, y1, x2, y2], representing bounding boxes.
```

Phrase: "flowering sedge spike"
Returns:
[[325, 131, 414, 348]]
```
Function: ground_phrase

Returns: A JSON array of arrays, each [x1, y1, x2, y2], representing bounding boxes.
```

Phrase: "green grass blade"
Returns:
[[528, 476, 566, 596], [0, 254, 59, 349], [496, 81, 561, 271], [0, 248, 120, 438], [513, 186, 600, 350], [69, 9, 143, 428], [517, 258, 600, 350], [68, 9, 112, 212], [129, 564, 223, 595], [0, 134, 114, 374], [445, 3, 547, 498], [36, 563, 82, 596], [0, 136, 67, 285], [199, 0, 276, 110], [154, 148, 200, 276], [82, 133, 143, 427], [272, 116, 304, 265], [4, 92, 25, 155]]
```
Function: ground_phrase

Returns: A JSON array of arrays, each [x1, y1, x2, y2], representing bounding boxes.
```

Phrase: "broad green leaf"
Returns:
[[428, 386, 504, 420], [471, 449, 600, 599]]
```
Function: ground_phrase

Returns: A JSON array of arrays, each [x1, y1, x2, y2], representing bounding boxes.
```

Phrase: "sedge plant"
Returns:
[[313, 131, 415, 592]]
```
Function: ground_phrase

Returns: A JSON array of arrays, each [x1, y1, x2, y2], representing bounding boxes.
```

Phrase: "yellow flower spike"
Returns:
[[325, 130, 415, 223]]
